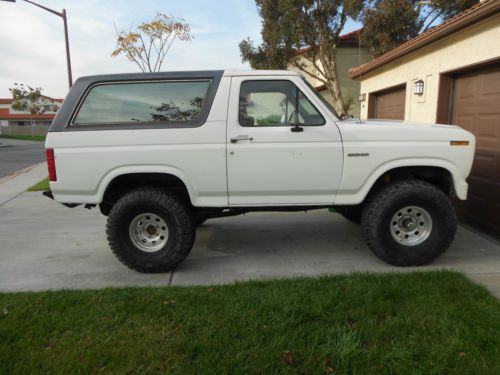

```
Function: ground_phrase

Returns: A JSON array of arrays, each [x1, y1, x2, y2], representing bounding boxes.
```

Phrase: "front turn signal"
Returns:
[[450, 141, 470, 146]]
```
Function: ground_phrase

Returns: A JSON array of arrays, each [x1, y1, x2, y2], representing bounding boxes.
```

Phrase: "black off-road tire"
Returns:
[[361, 180, 457, 266], [335, 205, 362, 224], [106, 187, 196, 273]]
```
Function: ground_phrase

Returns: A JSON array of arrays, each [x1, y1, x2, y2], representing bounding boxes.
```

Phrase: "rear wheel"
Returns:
[[106, 187, 195, 273], [361, 180, 457, 266]]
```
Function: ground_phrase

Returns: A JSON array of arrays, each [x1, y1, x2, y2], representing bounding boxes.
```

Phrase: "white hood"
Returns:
[[337, 119, 474, 143]]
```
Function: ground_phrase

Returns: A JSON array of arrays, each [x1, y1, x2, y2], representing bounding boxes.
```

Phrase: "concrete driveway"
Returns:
[[0, 138, 45, 178], [1, 188, 500, 296]]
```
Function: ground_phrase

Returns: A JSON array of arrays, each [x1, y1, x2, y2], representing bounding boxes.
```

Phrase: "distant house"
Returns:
[[288, 29, 370, 118], [349, 0, 500, 235], [0, 97, 63, 127]]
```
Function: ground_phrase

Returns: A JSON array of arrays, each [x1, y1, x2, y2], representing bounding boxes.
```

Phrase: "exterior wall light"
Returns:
[[413, 79, 424, 95]]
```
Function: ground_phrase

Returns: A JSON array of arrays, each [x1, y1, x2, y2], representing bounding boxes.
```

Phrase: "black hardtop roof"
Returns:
[[49, 70, 225, 132], [74, 70, 225, 85]]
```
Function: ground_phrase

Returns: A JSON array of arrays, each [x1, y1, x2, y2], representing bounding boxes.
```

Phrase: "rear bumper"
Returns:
[[43, 189, 82, 208]]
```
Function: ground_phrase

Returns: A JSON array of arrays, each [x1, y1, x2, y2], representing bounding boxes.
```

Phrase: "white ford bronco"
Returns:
[[44, 70, 475, 273]]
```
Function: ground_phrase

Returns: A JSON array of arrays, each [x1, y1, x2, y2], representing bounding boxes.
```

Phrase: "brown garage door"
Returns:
[[452, 65, 500, 235], [369, 85, 406, 120]]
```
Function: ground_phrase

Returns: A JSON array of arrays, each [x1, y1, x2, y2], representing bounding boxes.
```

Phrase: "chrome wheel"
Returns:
[[390, 206, 432, 246], [128, 213, 169, 252]]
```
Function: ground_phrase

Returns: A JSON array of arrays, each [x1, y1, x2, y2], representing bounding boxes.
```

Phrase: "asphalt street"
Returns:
[[0, 138, 45, 177]]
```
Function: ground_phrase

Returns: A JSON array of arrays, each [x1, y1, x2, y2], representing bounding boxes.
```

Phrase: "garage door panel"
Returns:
[[468, 158, 493, 184], [475, 116, 500, 149], [371, 85, 406, 120], [453, 66, 500, 236], [460, 189, 500, 226], [457, 116, 475, 132], [469, 178, 495, 200], [456, 78, 477, 100], [469, 182, 495, 201], [467, 193, 490, 210], [481, 70, 500, 95], [476, 116, 497, 138]]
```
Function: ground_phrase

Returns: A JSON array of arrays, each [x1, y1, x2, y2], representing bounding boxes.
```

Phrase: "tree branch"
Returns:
[[127, 48, 147, 72], [112, 15, 191, 72], [157, 33, 176, 71], [137, 33, 153, 72], [299, 52, 329, 83], [422, 9, 441, 32], [290, 59, 328, 85]]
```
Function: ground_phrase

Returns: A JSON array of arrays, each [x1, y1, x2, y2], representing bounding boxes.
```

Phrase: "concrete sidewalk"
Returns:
[[1, 192, 499, 296], [0, 162, 47, 205]]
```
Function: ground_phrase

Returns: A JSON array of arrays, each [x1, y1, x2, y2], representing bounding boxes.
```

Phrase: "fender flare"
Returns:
[[335, 158, 467, 205], [95, 165, 196, 203]]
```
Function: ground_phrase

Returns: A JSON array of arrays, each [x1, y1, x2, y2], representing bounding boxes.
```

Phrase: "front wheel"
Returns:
[[361, 180, 457, 266], [106, 187, 196, 273]]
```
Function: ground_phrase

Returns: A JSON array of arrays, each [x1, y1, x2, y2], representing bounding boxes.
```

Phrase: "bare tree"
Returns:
[[112, 12, 192, 72]]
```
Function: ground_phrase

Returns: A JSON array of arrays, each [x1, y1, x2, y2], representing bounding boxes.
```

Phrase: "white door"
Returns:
[[226, 76, 343, 205]]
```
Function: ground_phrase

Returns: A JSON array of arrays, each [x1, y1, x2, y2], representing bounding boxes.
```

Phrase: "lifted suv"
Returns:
[[45, 70, 475, 272]]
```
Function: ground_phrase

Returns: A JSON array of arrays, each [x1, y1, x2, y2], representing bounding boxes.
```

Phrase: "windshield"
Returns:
[[301, 77, 341, 120]]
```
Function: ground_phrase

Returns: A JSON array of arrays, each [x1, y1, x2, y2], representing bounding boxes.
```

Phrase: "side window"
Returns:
[[73, 80, 211, 125], [239, 80, 325, 127]]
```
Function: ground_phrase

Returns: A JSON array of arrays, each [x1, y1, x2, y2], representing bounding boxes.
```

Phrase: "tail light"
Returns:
[[46, 148, 57, 182]]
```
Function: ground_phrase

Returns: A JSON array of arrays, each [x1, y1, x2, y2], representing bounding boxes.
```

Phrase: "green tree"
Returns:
[[9, 83, 45, 125], [112, 12, 192, 72], [8, 83, 46, 138], [361, 0, 479, 57], [239, 0, 365, 117]]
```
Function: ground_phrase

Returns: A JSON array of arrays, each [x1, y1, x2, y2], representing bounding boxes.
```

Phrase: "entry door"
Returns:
[[226, 77, 343, 205]]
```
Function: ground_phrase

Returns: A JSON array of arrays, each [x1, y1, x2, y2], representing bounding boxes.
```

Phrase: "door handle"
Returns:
[[230, 135, 254, 143]]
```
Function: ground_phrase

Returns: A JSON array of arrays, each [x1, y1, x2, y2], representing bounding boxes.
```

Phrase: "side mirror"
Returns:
[[291, 124, 303, 132]]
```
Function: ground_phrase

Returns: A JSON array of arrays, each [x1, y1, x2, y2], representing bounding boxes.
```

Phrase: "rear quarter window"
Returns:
[[73, 80, 211, 126]]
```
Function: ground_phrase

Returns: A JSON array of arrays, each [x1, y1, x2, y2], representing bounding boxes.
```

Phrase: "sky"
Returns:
[[0, 0, 361, 99]]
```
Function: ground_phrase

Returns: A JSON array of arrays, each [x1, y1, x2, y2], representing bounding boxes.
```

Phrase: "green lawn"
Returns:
[[27, 177, 49, 192], [1, 271, 499, 374], [0, 134, 46, 142]]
